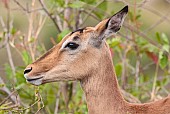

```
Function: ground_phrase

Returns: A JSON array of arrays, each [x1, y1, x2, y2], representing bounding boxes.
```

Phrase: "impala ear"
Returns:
[[95, 6, 128, 41]]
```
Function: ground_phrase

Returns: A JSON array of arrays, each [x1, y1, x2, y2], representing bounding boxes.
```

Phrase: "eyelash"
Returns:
[[64, 42, 79, 50]]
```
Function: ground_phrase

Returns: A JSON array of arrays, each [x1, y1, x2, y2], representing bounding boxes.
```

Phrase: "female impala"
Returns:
[[24, 6, 170, 114]]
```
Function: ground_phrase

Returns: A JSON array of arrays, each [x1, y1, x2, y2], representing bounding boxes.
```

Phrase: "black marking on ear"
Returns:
[[105, 5, 128, 29], [121, 5, 128, 13], [71, 28, 85, 35], [105, 18, 111, 29], [110, 26, 121, 32]]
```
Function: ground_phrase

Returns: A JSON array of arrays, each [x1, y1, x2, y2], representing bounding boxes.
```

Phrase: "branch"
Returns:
[[0, 77, 18, 104], [114, 0, 149, 7], [0, 104, 19, 110], [38, 0, 61, 32], [13, 0, 43, 13], [35, 93, 44, 114], [0, 17, 8, 49], [0, 38, 7, 49], [142, 6, 170, 24], [123, 22, 161, 49], [6, 4, 16, 77], [54, 85, 61, 114], [121, 88, 141, 103], [0, 3, 16, 78], [80, 0, 105, 27], [144, 11, 170, 32]]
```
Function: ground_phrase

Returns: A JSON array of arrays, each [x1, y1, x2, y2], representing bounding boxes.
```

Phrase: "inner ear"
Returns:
[[95, 5, 128, 41], [105, 6, 128, 33]]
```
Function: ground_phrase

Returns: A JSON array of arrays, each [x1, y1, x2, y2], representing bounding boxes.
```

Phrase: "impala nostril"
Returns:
[[24, 67, 32, 74]]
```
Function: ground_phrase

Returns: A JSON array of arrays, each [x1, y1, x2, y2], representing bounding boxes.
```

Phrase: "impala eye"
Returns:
[[65, 42, 79, 50]]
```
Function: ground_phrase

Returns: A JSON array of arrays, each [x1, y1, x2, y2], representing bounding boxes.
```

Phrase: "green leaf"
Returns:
[[107, 38, 121, 48], [11, 28, 17, 35], [136, 14, 141, 20], [156, 32, 169, 45], [93, 2, 107, 19], [57, 29, 70, 42], [28, 37, 35, 43], [15, 69, 26, 85], [4, 64, 13, 79], [69, 1, 86, 8], [156, 80, 161, 86], [50, 0, 65, 7], [129, 11, 133, 22], [156, 32, 161, 44], [80, 0, 96, 4], [21, 50, 32, 65], [142, 44, 158, 52], [98, 1, 107, 11], [0, 37, 2, 42], [0, 84, 5, 88], [159, 51, 168, 69], [161, 33, 169, 44], [15, 83, 25, 90], [162, 78, 168, 85], [136, 10, 141, 20], [162, 44, 169, 53], [19, 36, 24, 40], [115, 63, 122, 76]]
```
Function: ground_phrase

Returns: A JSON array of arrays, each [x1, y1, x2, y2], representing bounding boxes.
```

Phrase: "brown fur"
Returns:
[[24, 6, 170, 114]]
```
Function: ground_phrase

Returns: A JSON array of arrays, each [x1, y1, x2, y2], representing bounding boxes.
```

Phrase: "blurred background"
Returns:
[[0, 0, 170, 113]]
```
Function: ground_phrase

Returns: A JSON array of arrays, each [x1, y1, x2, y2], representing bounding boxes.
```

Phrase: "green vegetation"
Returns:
[[0, 0, 170, 113]]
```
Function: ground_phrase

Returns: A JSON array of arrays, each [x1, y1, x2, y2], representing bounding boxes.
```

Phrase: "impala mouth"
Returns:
[[25, 75, 44, 86], [26, 77, 43, 82]]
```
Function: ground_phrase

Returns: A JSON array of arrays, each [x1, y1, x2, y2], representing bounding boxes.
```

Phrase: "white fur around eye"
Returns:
[[61, 39, 69, 49]]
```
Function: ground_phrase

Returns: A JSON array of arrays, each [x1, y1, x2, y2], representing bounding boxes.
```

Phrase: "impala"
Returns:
[[24, 6, 170, 114]]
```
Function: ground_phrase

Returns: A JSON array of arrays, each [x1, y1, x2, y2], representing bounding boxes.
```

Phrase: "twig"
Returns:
[[5, 2, 16, 79], [13, 0, 27, 12], [121, 41, 132, 89], [55, 14, 63, 30], [142, 6, 170, 23], [117, 32, 133, 41], [6, 43, 16, 76], [123, 22, 161, 49], [80, 0, 105, 27], [135, 55, 141, 90], [151, 61, 159, 101], [33, 15, 47, 58], [133, 0, 141, 90], [35, 93, 44, 114], [27, 0, 38, 61], [81, 10, 100, 24], [0, 104, 19, 110], [0, 90, 17, 106], [0, 17, 8, 49], [75, 10, 81, 30], [13, 0, 43, 13], [0, 77, 18, 104], [113, 0, 149, 7], [0, 37, 7, 49], [145, 11, 170, 32], [0, 4, 22, 106], [54, 85, 61, 114], [121, 88, 141, 103], [38, 0, 61, 32], [11, 98, 40, 112]]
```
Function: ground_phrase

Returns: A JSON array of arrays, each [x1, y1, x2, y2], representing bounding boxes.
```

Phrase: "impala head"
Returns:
[[24, 6, 128, 85]]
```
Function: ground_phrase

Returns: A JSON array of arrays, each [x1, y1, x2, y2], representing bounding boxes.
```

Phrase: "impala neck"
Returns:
[[80, 44, 128, 114]]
